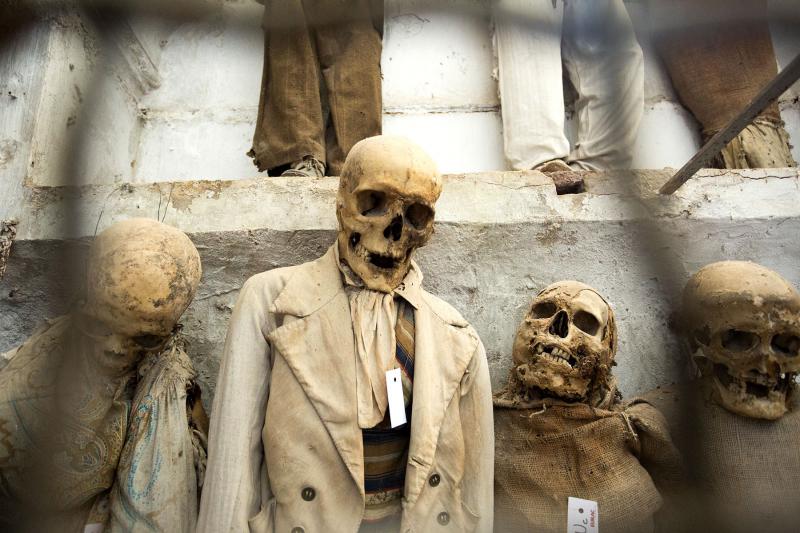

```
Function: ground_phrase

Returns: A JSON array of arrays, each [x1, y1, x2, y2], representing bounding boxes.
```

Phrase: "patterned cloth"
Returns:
[[361, 301, 415, 525]]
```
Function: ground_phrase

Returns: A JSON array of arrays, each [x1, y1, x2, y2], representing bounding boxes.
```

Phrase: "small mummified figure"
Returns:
[[493, 281, 682, 533], [0, 218, 208, 532], [199, 135, 494, 533], [645, 261, 800, 532]]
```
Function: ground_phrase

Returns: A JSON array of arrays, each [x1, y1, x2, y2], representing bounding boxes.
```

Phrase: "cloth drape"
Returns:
[[106, 336, 205, 533], [336, 247, 422, 429]]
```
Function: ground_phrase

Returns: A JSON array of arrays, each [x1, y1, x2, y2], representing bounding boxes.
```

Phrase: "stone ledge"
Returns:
[[16, 168, 800, 241]]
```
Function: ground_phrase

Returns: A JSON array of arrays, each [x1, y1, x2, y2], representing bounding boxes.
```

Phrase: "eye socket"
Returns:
[[405, 203, 433, 229], [531, 302, 557, 319], [132, 334, 167, 349], [721, 329, 759, 352], [694, 326, 711, 346], [356, 190, 387, 216], [574, 311, 601, 336], [771, 333, 800, 357]]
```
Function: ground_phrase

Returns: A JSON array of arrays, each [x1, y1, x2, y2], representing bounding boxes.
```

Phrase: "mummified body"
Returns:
[[0, 218, 207, 532], [198, 135, 494, 533], [646, 261, 800, 532], [493, 281, 681, 533]]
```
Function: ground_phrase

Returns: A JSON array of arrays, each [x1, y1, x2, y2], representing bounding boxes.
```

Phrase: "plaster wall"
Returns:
[[2, 169, 799, 405], [4, 0, 798, 195]]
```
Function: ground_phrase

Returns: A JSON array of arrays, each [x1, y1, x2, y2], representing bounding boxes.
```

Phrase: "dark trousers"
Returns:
[[250, 0, 383, 175]]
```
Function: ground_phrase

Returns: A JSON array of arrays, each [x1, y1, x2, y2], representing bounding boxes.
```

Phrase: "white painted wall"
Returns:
[[3, 0, 800, 193], [128, 0, 800, 179]]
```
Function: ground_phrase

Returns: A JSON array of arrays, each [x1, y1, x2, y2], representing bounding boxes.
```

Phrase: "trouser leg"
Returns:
[[562, 0, 643, 170], [308, 0, 382, 175], [493, 0, 568, 170], [250, 0, 326, 173]]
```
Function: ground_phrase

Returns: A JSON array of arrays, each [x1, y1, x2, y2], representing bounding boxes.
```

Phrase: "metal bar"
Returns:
[[659, 52, 800, 195]]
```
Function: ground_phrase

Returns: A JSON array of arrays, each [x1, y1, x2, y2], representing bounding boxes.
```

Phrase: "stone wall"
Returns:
[[2, 169, 799, 407]]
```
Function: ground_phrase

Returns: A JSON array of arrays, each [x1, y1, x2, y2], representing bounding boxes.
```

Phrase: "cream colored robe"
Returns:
[[197, 246, 494, 532]]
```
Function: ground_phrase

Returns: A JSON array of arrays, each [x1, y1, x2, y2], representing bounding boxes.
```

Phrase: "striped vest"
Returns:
[[361, 299, 415, 525]]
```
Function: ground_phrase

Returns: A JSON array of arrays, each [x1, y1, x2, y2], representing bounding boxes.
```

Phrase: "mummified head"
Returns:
[[337, 135, 442, 292], [85, 218, 202, 342], [683, 261, 800, 420], [511, 281, 617, 404]]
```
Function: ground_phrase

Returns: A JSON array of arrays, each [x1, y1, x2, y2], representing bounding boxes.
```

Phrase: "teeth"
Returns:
[[353, 243, 402, 268], [536, 344, 544, 354], [540, 351, 571, 368]]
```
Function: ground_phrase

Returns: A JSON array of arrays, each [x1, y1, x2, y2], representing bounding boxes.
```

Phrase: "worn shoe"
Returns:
[[534, 159, 584, 194], [533, 159, 572, 173], [281, 156, 325, 178]]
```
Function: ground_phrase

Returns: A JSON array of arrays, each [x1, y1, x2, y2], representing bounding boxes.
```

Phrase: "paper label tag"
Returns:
[[386, 368, 407, 428], [567, 497, 598, 533]]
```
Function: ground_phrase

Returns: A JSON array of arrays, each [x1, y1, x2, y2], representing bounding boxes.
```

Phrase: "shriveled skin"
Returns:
[[336, 135, 441, 292], [509, 281, 617, 406], [683, 261, 800, 420]]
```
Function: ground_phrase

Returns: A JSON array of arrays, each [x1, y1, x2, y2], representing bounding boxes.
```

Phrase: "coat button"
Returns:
[[291, 528, 304, 533], [301, 487, 315, 501], [437, 511, 450, 525], [429, 473, 441, 487]]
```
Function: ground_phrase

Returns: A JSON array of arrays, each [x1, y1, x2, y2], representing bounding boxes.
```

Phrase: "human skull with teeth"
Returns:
[[511, 280, 617, 404], [336, 135, 442, 292], [683, 261, 800, 420]]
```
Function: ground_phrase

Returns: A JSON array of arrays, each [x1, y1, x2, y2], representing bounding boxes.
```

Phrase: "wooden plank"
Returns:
[[659, 53, 800, 195]]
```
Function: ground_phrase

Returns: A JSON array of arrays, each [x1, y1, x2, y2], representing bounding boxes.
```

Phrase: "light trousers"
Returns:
[[494, 0, 644, 170]]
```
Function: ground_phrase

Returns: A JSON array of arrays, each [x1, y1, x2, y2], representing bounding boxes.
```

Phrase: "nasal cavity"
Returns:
[[384, 215, 403, 241], [549, 310, 569, 338]]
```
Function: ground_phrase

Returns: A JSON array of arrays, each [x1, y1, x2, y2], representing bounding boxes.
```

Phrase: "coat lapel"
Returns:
[[267, 247, 365, 495], [266, 246, 480, 506], [404, 292, 478, 504]]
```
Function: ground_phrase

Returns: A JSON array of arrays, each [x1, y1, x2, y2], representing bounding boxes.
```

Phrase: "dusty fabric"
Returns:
[[362, 303, 415, 523], [337, 246, 424, 428], [493, 388, 681, 533], [493, 0, 643, 170], [655, 0, 795, 168], [105, 336, 205, 532], [250, 0, 382, 175], [645, 380, 800, 532], [197, 245, 494, 533], [716, 119, 796, 169], [655, 0, 779, 135], [0, 315, 139, 531]]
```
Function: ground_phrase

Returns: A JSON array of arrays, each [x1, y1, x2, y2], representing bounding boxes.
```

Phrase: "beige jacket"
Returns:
[[197, 246, 494, 533]]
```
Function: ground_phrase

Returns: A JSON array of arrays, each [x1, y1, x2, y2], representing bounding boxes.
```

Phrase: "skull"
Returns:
[[85, 218, 202, 345], [336, 135, 442, 292], [511, 281, 617, 404], [683, 261, 800, 420]]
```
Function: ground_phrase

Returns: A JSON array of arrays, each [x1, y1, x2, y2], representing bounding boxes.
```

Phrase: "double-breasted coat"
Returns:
[[197, 246, 494, 532]]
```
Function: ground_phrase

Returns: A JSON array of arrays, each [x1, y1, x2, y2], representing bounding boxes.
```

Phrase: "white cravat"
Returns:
[[335, 248, 422, 429]]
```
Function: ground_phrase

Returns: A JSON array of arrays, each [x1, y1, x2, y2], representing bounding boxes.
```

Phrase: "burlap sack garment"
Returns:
[[645, 380, 800, 533], [493, 383, 683, 533], [654, 0, 795, 169]]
